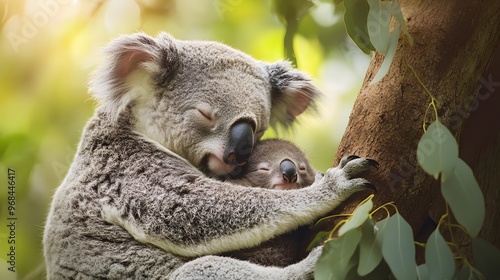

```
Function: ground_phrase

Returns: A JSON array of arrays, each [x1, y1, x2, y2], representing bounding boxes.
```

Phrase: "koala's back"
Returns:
[[43, 116, 192, 278]]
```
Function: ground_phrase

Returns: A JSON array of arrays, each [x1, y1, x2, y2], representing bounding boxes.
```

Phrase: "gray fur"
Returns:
[[43, 33, 374, 279]]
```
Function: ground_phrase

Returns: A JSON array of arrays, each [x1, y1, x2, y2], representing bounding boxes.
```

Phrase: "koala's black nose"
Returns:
[[223, 121, 254, 166], [280, 159, 298, 183]]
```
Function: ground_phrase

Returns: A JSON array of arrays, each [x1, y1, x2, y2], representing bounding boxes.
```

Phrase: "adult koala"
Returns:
[[43, 33, 376, 279]]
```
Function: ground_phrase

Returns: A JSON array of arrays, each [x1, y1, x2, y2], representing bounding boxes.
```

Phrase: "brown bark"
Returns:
[[459, 45, 500, 247], [332, 0, 500, 252]]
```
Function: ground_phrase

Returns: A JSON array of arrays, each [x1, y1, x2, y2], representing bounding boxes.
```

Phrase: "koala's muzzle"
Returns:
[[224, 121, 254, 166], [280, 159, 298, 183]]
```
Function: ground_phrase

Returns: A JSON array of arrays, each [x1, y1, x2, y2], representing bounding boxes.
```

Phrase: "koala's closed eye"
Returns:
[[197, 108, 212, 121], [298, 164, 307, 172], [256, 162, 271, 172], [195, 103, 217, 125]]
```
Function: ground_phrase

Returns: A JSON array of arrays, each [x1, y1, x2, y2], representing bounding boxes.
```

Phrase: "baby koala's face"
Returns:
[[230, 139, 316, 190]]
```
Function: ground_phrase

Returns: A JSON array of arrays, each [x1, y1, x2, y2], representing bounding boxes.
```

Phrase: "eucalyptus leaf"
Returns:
[[338, 197, 373, 236], [425, 229, 455, 280], [358, 218, 383, 276], [369, 22, 400, 85], [307, 231, 330, 251], [374, 216, 389, 248], [342, 248, 361, 280], [315, 240, 337, 280], [347, 259, 391, 279], [391, 0, 414, 45], [381, 213, 417, 280], [454, 265, 479, 280], [441, 159, 484, 237], [417, 264, 430, 280], [367, 0, 392, 52], [344, 0, 376, 54], [314, 230, 362, 280], [417, 120, 459, 182], [472, 238, 500, 280]]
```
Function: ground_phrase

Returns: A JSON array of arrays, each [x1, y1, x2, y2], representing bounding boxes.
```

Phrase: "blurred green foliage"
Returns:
[[0, 0, 370, 278]]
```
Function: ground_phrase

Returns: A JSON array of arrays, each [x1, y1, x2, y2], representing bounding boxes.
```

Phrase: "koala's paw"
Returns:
[[319, 156, 378, 199]]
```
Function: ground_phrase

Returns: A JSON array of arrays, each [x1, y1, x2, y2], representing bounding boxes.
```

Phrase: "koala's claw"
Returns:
[[346, 155, 360, 162], [340, 155, 360, 168], [366, 159, 380, 169], [363, 182, 377, 192], [338, 156, 379, 180], [341, 155, 379, 170]]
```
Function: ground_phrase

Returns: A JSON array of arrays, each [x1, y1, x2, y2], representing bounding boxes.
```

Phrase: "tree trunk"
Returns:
[[332, 0, 500, 253]]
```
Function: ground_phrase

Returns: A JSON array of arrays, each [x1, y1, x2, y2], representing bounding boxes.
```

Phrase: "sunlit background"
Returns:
[[0, 0, 370, 278]]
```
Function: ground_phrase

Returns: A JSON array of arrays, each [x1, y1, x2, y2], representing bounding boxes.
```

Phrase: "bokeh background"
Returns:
[[0, 0, 371, 278]]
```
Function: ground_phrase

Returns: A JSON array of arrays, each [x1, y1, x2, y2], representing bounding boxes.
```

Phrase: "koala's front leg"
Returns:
[[282, 155, 377, 226], [102, 155, 376, 258], [170, 246, 323, 280]]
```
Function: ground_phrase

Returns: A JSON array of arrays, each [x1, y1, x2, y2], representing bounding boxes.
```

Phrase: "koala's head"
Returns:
[[231, 139, 316, 190], [89, 33, 319, 176]]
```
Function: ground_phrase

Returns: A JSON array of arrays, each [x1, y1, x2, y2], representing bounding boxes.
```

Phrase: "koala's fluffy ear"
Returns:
[[89, 33, 179, 122], [265, 62, 320, 128]]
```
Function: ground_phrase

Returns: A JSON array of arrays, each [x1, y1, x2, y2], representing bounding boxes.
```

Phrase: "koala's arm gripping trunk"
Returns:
[[100, 160, 334, 257]]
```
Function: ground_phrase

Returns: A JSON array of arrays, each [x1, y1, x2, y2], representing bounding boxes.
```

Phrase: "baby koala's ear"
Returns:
[[264, 61, 321, 128], [89, 32, 179, 122]]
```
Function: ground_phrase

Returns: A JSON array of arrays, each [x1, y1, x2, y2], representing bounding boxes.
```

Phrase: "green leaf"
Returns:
[[315, 230, 362, 280], [344, 0, 376, 54], [417, 120, 459, 182], [367, 0, 392, 52], [338, 197, 373, 236], [472, 238, 500, 279], [425, 229, 455, 280], [455, 265, 479, 280], [369, 22, 400, 85], [347, 259, 391, 279], [315, 244, 335, 280], [315, 242, 336, 280], [391, 0, 414, 45], [358, 218, 383, 276], [381, 213, 417, 280], [307, 231, 330, 251], [441, 159, 484, 237], [417, 264, 430, 280], [374, 217, 389, 248]]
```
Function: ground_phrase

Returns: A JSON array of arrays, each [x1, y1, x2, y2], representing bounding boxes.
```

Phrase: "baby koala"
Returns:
[[224, 139, 316, 266], [229, 139, 316, 190]]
